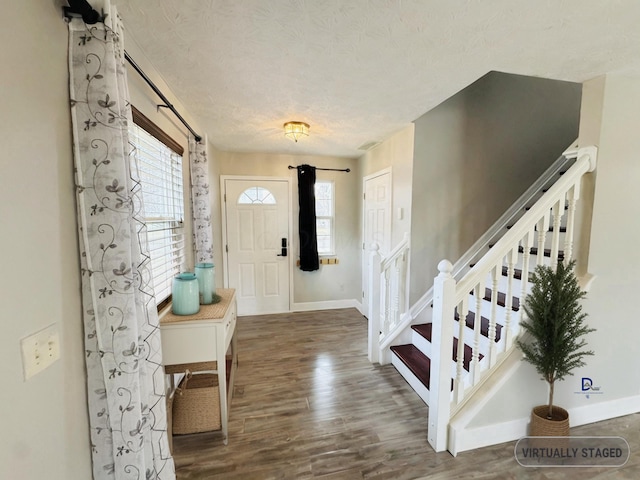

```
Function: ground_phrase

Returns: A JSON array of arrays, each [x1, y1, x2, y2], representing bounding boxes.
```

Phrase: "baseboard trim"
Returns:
[[449, 394, 640, 456], [291, 299, 363, 313], [569, 394, 640, 428]]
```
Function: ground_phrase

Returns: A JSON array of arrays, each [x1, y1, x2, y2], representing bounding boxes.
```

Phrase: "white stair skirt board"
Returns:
[[447, 346, 524, 455], [391, 354, 430, 406]]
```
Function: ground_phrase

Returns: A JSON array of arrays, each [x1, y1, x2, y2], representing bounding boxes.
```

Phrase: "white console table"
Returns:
[[159, 288, 237, 444]]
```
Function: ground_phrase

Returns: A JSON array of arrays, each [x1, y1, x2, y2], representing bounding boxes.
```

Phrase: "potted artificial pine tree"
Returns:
[[516, 259, 595, 436]]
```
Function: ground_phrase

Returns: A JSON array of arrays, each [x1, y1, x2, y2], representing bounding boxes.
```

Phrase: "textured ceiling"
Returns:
[[113, 0, 640, 158]]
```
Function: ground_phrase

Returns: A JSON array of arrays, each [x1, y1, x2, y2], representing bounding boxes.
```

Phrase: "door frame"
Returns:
[[361, 167, 393, 317], [220, 175, 294, 313]]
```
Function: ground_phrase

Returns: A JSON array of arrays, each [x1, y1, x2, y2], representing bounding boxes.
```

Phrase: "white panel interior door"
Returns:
[[362, 170, 392, 317], [224, 179, 290, 315]]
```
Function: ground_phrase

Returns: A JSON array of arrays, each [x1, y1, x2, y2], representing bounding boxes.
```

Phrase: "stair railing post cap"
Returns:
[[438, 259, 453, 275], [578, 145, 598, 172], [370, 242, 380, 252]]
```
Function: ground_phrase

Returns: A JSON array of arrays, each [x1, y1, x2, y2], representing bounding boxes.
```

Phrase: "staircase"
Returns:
[[390, 227, 561, 407], [367, 142, 598, 455]]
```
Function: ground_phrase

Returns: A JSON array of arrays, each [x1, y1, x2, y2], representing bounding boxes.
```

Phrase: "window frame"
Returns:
[[314, 180, 335, 256]]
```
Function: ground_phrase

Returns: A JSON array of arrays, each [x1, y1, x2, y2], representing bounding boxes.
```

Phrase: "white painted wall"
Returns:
[[458, 74, 640, 449], [217, 152, 361, 306], [0, 4, 210, 477], [0, 2, 91, 478], [409, 71, 582, 304]]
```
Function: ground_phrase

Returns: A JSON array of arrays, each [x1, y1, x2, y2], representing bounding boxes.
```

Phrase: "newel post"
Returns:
[[368, 243, 382, 363], [428, 259, 456, 452]]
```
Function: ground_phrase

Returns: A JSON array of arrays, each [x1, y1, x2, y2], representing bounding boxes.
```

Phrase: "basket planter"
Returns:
[[172, 371, 221, 435], [530, 405, 569, 437]]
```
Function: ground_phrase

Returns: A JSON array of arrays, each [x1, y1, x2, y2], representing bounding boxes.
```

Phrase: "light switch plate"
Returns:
[[21, 323, 60, 380]]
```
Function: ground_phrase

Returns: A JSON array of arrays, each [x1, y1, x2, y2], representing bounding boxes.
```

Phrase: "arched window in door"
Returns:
[[237, 186, 276, 204]]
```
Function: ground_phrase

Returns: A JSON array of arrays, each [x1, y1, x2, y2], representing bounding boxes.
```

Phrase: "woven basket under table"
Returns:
[[172, 372, 221, 435]]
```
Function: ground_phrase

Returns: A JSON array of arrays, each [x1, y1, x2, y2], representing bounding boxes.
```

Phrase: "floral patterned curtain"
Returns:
[[68, 6, 175, 479], [190, 136, 214, 264]]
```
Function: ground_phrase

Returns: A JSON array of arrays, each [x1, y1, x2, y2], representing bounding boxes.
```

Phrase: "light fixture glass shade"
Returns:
[[283, 121, 310, 142]]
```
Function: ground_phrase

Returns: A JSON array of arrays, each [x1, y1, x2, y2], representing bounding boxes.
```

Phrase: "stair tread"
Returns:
[[500, 265, 532, 282], [411, 323, 432, 342], [454, 311, 502, 342], [453, 337, 482, 371], [411, 324, 476, 371], [482, 287, 520, 311], [517, 245, 565, 259], [391, 344, 455, 391], [391, 344, 431, 388]]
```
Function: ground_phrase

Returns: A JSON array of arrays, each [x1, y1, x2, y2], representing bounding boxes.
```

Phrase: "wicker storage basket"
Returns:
[[172, 371, 221, 434], [530, 405, 570, 437]]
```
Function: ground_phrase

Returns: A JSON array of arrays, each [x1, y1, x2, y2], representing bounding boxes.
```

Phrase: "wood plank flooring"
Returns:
[[171, 308, 639, 479]]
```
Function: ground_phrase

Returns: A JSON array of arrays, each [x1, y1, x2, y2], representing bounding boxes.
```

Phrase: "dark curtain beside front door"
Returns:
[[297, 165, 319, 271]]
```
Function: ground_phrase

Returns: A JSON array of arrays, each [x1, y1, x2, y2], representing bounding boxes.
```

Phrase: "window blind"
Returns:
[[129, 119, 185, 304]]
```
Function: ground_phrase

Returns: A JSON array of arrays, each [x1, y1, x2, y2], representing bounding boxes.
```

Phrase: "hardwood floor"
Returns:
[[171, 308, 639, 479]]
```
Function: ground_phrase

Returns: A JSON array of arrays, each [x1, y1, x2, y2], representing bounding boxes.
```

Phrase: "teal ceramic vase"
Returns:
[[194, 262, 215, 304], [172, 273, 200, 315]]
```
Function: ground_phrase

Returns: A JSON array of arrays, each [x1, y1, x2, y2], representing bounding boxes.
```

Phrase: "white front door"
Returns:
[[362, 169, 392, 317], [223, 178, 290, 315]]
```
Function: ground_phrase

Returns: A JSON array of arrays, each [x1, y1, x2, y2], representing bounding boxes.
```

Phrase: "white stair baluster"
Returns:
[[471, 279, 484, 386], [550, 198, 563, 266], [519, 230, 533, 327], [392, 257, 401, 327], [504, 248, 516, 349], [488, 265, 499, 368], [454, 297, 468, 406], [536, 212, 550, 267], [383, 268, 391, 335]]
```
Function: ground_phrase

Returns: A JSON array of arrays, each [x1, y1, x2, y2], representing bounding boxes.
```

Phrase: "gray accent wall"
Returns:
[[409, 71, 582, 303]]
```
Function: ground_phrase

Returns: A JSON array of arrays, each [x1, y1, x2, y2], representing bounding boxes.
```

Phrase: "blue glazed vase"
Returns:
[[194, 262, 215, 305], [172, 273, 200, 315]]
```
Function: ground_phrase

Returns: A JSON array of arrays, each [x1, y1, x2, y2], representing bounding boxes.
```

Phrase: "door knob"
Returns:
[[277, 237, 288, 257], [278, 237, 287, 257]]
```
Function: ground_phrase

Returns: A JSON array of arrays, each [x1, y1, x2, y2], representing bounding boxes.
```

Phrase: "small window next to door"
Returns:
[[315, 181, 334, 255], [238, 187, 276, 204]]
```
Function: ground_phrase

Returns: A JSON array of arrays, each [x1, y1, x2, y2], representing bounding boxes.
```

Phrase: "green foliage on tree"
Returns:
[[516, 259, 595, 419]]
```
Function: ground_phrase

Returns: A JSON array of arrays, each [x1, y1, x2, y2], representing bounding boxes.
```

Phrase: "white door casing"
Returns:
[[222, 177, 291, 315], [362, 168, 392, 317]]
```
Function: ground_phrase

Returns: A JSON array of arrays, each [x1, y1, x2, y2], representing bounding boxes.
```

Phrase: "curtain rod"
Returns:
[[124, 51, 203, 143], [288, 165, 350, 173]]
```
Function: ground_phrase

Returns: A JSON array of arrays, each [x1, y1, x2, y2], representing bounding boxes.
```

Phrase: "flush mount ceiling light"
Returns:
[[283, 121, 310, 142]]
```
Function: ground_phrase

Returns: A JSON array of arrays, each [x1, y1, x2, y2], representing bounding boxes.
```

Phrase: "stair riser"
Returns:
[[410, 327, 480, 379], [514, 254, 564, 271], [541, 232, 567, 251], [489, 273, 529, 297], [455, 321, 492, 353], [466, 293, 518, 321], [411, 329, 431, 357], [391, 355, 430, 405]]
